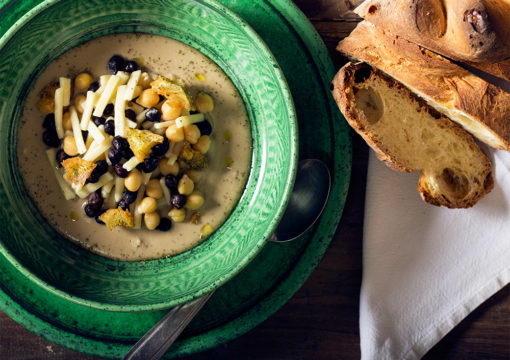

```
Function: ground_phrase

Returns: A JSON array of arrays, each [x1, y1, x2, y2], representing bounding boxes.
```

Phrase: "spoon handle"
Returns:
[[122, 292, 214, 360]]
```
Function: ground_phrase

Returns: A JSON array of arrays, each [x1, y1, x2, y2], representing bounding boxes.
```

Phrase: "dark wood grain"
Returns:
[[1, 1, 509, 359]]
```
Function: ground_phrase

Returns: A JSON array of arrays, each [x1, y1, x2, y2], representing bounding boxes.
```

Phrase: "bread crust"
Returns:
[[331, 62, 494, 208], [337, 21, 510, 151], [355, 0, 510, 62]]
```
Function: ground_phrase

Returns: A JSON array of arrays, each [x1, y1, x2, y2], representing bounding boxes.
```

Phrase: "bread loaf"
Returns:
[[331, 62, 493, 208], [354, 0, 510, 62], [337, 21, 510, 152]]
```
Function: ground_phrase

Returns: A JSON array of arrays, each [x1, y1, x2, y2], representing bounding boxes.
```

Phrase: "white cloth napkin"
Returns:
[[360, 149, 510, 359]]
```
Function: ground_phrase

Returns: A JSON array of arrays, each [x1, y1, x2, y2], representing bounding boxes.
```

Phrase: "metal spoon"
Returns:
[[123, 159, 331, 360]]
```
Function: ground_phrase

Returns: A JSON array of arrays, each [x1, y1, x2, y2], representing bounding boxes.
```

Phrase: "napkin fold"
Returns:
[[360, 149, 510, 359]]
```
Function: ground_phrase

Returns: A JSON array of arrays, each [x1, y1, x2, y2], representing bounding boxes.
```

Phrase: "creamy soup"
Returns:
[[17, 33, 252, 261]]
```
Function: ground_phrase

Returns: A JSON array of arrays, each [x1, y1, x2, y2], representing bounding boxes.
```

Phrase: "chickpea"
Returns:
[[183, 124, 201, 144], [124, 169, 143, 192], [63, 135, 78, 156], [74, 94, 87, 113], [36, 97, 54, 115], [144, 211, 160, 230], [165, 124, 184, 142], [201, 223, 214, 237], [177, 174, 194, 195], [195, 92, 214, 113], [138, 72, 151, 89], [185, 190, 204, 210], [136, 88, 159, 108], [168, 208, 186, 223], [193, 135, 211, 154], [63, 112, 72, 130], [159, 158, 179, 176], [146, 179, 163, 199], [161, 98, 183, 121], [137, 196, 157, 214], [74, 73, 93, 91]]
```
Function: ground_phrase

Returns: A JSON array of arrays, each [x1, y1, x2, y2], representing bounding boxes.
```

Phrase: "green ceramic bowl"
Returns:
[[0, 0, 297, 312]]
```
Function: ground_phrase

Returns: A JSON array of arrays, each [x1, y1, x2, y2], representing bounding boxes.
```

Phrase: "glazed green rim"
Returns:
[[0, 0, 298, 312]]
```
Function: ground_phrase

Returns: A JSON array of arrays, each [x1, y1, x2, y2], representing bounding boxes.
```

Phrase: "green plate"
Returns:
[[0, 0, 297, 311], [0, 0, 352, 357]]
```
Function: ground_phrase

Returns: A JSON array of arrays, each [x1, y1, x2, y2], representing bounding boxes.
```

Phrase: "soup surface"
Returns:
[[17, 33, 252, 261]]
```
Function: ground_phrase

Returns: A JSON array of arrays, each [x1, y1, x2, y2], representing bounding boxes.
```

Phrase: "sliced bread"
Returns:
[[337, 21, 510, 152], [331, 62, 493, 208]]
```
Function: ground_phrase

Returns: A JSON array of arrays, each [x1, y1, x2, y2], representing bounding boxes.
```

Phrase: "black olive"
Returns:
[[84, 204, 101, 218], [87, 191, 103, 211], [81, 130, 88, 142], [121, 190, 138, 204], [103, 103, 114, 116], [151, 137, 169, 156], [140, 156, 159, 173], [86, 172, 100, 184], [104, 120, 115, 135], [196, 120, 212, 136], [124, 60, 139, 73], [170, 194, 186, 209], [117, 199, 129, 210], [122, 147, 134, 159], [42, 114, 56, 130], [55, 149, 70, 167], [108, 55, 125, 74], [125, 109, 137, 122], [165, 174, 179, 190], [113, 164, 129, 178], [95, 160, 109, 175], [156, 218, 172, 232], [108, 148, 122, 165], [145, 107, 161, 122], [88, 81, 100, 92], [112, 136, 129, 152], [42, 130, 60, 148], [95, 214, 105, 225], [92, 116, 106, 127]]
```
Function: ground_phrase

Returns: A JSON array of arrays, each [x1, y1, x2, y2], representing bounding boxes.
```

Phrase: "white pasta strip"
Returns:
[[136, 108, 149, 123], [141, 121, 153, 129], [45, 149, 76, 200], [83, 173, 114, 194], [114, 85, 127, 136], [114, 176, 125, 202], [70, 106, 87, 154], [116, 71, 130, 85], [87, 120, 106, 144], [133, 185, 146, 229], [127, 119, 137, 128], [160, 177, 171, 204], [83, 137, 112, 162], [59, 77, 71, 107], [99, 75, 112, 88], [142, 172, 152, 185], [156, 197, 168, 210], [93, 75, 120, 117], [101, 179, 115, 199], [127, 101, 145, 115], [123, 156, 141, 171], [175, 113, 204, 128], [124, 70, 141, 100], [153, 120, 175, 129], [54, 88, 65, 139], [80, 91, 97, 130]]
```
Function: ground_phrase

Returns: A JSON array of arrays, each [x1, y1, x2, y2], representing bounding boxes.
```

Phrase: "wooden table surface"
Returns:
[[2, 1, 510, 359]]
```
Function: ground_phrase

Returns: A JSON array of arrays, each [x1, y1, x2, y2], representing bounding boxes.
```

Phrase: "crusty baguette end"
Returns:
[[332, 62, 494, 208]]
